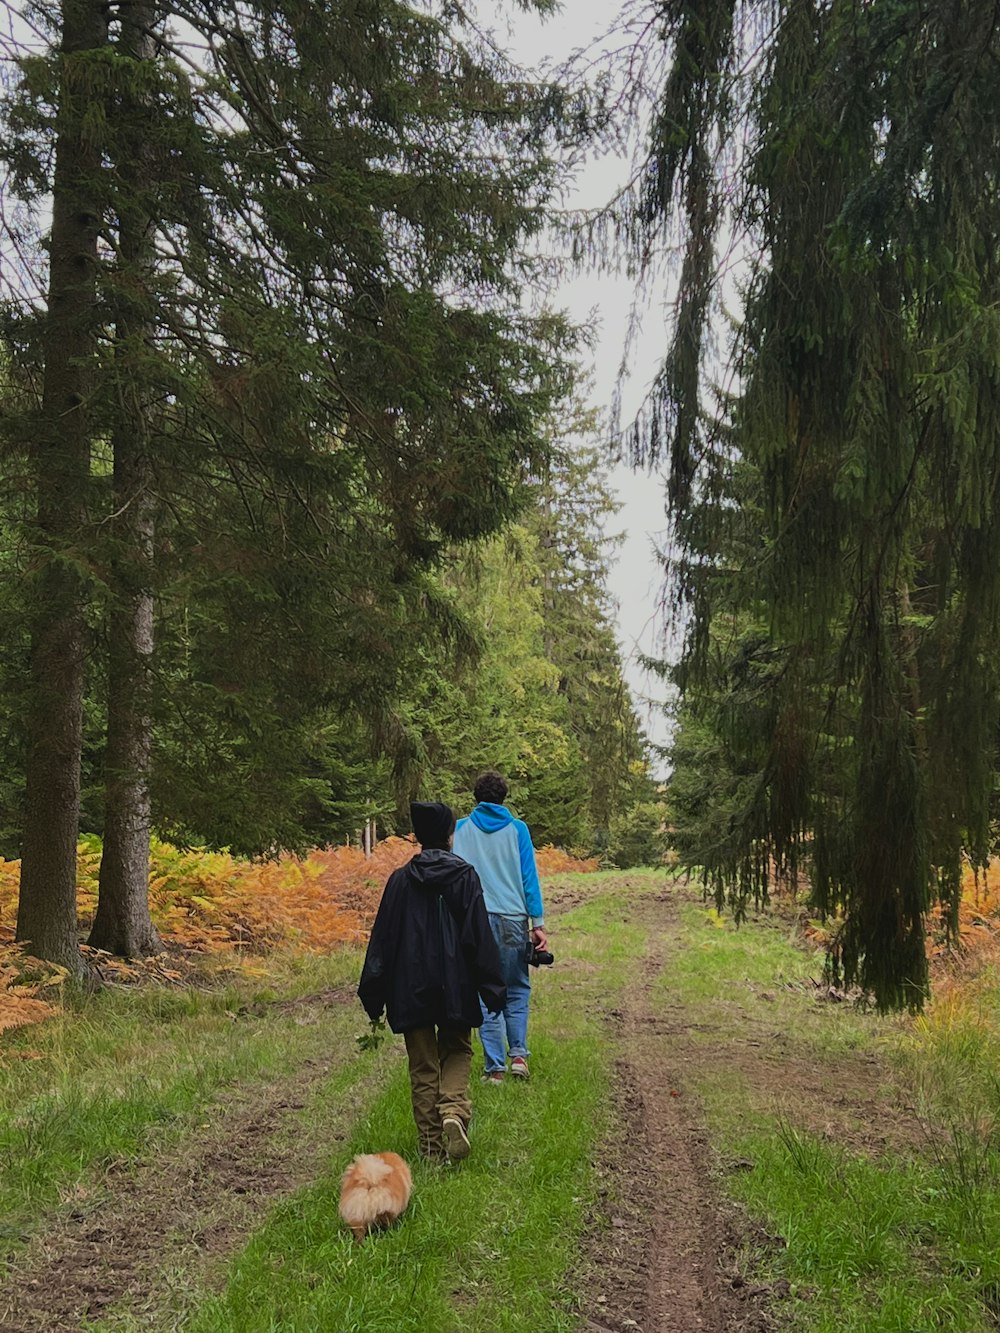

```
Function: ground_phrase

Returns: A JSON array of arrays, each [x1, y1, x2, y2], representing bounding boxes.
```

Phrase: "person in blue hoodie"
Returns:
[[453, 771, 548, 1082]]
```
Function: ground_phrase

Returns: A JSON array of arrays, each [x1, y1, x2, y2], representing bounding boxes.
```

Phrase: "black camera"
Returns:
[[525, 940, 554, 968]]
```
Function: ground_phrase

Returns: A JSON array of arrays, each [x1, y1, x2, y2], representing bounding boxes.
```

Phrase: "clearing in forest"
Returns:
[[2, 870, 999, 1331]]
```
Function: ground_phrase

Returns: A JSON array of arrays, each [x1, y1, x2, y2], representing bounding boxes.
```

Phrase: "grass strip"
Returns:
[[654, 897, 879, 1054], [182, 893, 645, 1333]]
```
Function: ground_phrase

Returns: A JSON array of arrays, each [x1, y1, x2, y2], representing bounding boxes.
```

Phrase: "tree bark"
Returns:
[[90, 437, 161, 955], [90, 0, 163, 957], [17, 1, 109, 971]]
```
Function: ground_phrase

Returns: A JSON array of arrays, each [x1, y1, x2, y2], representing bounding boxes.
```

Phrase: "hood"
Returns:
[[469, 802, 514, 834], [407, 848, 469, 888]]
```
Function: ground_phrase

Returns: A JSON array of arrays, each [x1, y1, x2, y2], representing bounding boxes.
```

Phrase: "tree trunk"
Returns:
[[17, 1, 109, 971], [538, 491, 556, 661], [90, 0, 163, 958], [90, 435, 160, 955]]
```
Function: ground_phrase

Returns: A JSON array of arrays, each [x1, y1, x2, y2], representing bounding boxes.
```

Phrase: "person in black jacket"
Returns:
[[358, 801, 506, 1162]]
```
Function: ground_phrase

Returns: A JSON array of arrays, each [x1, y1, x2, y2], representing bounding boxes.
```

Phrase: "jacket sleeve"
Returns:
[[357, 874, 399, 1022], [515, 819, 544, 921], [463, 871, 506, 1015]]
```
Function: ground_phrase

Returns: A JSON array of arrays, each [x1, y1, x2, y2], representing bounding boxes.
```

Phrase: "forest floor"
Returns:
[[2, 871, 998, 1331]]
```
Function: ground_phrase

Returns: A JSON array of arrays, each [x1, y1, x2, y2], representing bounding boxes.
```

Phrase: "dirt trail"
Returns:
[[573, 886, 763, 1333], [0, 987, 391, 1333], [573, 882, 906, 1333]]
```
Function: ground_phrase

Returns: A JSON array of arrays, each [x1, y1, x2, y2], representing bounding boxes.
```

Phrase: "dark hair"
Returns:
[[473, 771, 508, 805]]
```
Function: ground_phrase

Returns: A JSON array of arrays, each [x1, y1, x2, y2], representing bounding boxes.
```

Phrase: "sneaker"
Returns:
[[442, 1115, 471, 1161], [510, 1056, 529, 1079], [481, 1071, 505, 1085]]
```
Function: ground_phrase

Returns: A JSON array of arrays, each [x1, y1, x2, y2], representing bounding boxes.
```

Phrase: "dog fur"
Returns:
[[338, 1151, 412, 1242]]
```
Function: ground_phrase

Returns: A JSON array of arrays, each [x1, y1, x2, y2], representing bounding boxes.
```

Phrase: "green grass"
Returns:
[[184, 1056, 584, 1328], [655, 897, 881, 1054], [649, 884, 1000, 1332], [184, 1038, 599, 1333], [168, 891, 645, 1333], [726, 1125, 1000, 1332], [0, 949, 364, 1259], [16, 870, 1000, 1333], [553, 884, 649, 971]]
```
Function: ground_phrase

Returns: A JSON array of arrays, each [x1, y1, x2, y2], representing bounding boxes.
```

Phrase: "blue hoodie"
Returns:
[[453, 803, 544, 923]]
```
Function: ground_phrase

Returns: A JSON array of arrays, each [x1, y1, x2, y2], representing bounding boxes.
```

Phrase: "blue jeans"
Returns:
[[480, 913, 530, 1074]]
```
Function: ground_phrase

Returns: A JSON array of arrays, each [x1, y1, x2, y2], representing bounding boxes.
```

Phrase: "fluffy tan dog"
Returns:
[[338, 1152, 413, 1242]]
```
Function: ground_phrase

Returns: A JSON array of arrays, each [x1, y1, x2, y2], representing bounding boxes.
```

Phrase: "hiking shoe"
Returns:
[[481, 1071, 505, 1085], [510, 1056, 529, 1079], [442, 1116, 471, 1161]]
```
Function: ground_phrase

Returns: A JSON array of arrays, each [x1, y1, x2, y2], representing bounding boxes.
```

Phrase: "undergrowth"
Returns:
[[0, 839, 601, 1041]]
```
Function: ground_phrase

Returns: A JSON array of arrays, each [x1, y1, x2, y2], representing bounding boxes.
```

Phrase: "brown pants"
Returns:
[[403, 1026, 473, 1155]]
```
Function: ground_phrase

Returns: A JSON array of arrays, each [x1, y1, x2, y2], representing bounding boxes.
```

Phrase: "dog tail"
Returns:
[[338, 1154, 408, 1234]]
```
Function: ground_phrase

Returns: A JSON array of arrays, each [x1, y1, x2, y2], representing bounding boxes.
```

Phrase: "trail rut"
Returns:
[[0, 988, 387, 1333]]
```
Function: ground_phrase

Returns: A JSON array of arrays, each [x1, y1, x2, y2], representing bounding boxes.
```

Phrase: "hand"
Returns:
[[531, 925, 548, 951]]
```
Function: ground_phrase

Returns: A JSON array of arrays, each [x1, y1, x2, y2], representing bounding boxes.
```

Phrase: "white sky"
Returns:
[[487, 1, 677, 760]]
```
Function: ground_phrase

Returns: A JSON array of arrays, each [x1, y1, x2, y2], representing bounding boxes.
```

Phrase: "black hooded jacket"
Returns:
[[358, 849, 506, 1032]]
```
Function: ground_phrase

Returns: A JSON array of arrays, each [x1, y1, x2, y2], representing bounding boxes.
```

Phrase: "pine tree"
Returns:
[[605, 1, 1000, 1008], [528, 414, 648, 848], [13, 1, 109, 971], [89, 0, 162, 957]]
